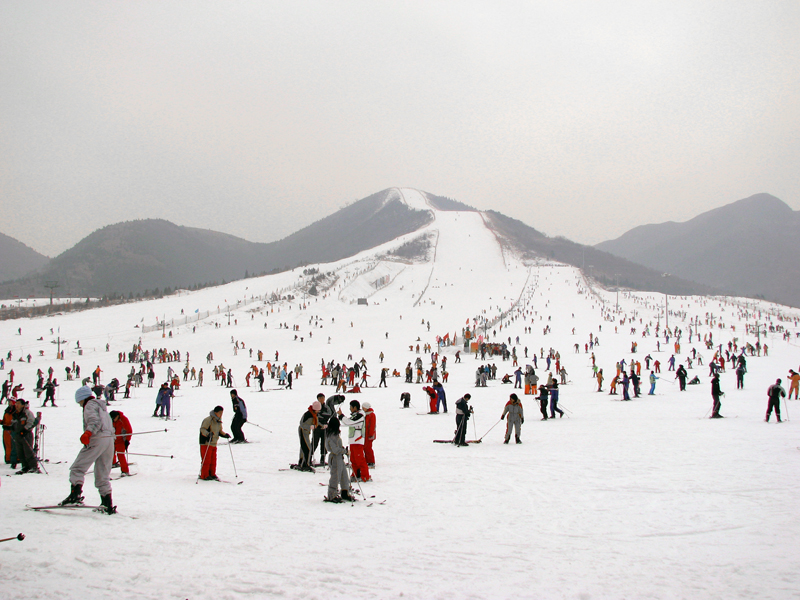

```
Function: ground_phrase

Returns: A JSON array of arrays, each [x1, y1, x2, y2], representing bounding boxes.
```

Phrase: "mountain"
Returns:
[[0, 189, 432, 298], [0, 232, 49, 283], [595, 193, 800, 307], [484, 211, 714, 296]]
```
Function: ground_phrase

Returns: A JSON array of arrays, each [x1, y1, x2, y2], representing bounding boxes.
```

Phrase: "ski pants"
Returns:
[[200, 444, 217, 479], [115, 448, 130, 474], [455, 414, 468, 445], [312, 428, 326, 463], [550, 398, 563, 418], [789, 383, 798, 399], [766, 397, 781, 421], [649, 383, 656, 395], [737, 374, 744, 389], [3, 429, 16, 463], [364, 437, 375, 464], [231, 413, 246, 442], [17, 430, 37, 470], [70, 436, 114, 495], [712, 394, 722, 417], [437, 396, 447, 413], [539, 398, 548, 419], [298, 428, 312, 469], [504, 418, 521, 442], [349, 444, 369, 481], [327, 453, 350, 499]]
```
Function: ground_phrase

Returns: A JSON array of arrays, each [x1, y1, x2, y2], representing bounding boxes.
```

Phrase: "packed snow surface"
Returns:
[[2, 201, 799, 600]]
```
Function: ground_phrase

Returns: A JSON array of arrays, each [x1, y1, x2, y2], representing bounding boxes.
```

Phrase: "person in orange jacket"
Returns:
[[109, 410, 133, 476], [363, 402, 376, 467]]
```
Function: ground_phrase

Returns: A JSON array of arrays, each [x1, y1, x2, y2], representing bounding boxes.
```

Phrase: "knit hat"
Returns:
[[362, 402, 371, 410], [75, 385, 94, 403], [312, 401, 321, 411]]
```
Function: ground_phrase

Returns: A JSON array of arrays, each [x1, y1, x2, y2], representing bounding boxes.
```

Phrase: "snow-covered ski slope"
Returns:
[[2, 197, 800, 600]]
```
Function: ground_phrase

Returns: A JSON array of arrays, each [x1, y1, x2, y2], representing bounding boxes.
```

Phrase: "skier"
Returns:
[[433, 381, 447, 413], [549, 380, 564, 418], [108, 410, 133, 476], [153, 383, 172, 418], [454, 394, 472, 446], [765, 379, 786, 423], [501, 393, 524, 443], [338, 400, 370, 482], [423, 386, 438, 413], [363, 402, 376, 467], [537, 383, 549, 420], [648, 371, 658, 395], [229, 389, 248, 443], [675, 365, 688, 391], [295, 401, 320, 471], [323, 415, 353, 503], [60, 386, 116, 514], [314, 393, 346, 466], [735, 361, 747, 389], [710, 373, 723, 418], [3, 399, 17, 465], [787, 370, 799, 400], [199, 406, 230, 480], [12, 399, 39, 474]]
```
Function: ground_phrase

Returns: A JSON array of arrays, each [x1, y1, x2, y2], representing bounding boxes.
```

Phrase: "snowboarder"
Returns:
[[199, 406, 230, 480], [60, 386, 116, 514], [765, 379, 786, 423], [501, 393, 524, 443]]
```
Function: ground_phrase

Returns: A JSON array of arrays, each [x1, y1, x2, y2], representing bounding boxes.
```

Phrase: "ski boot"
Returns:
[[100, 493, 117, 515], [515, 437, 522, 444], [59, 484, 84, 506], [340, 489, 355, 502]]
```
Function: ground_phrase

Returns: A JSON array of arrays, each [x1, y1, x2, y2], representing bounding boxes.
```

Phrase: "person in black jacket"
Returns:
[[765, 379, 785, 423], [538, 384, 549, 420], [454, 394, 472, 446], [710, 373, 723, 418], [229, 389, 248, 443], [675, 365, 688, 391]]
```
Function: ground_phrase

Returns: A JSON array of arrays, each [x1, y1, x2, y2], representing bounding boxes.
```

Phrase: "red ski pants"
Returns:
[[349, 444, 370, 481], [115, 450, 129, 474], [200, 445, 217, 479], [364, 438, 375, 464]]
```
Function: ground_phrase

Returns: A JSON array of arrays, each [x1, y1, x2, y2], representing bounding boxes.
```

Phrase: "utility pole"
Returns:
[[662, 273, 671, 330], [44, 281, 59, 307]]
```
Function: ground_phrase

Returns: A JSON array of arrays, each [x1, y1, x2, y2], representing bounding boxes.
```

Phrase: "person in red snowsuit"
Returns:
[[338, 400, 370, 482], [109, 411, 133, 476], [363, 402, 376, 467], [423, 386, 438, 413]]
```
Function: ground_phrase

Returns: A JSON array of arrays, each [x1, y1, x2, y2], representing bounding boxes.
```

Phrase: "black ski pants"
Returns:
[[766, 397, 781, 421], [231, 413, 246, 442], [455, 414, 468, 445]]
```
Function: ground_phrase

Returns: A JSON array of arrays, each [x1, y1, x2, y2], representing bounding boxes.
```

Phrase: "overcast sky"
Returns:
[[2, 1, 798, 257]]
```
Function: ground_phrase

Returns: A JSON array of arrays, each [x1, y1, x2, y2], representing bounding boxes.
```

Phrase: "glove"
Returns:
[[521, 418, 525, 424], [80, 430, 92, 445], [222, 433, 231, 439], [124, 440, 130, 449]]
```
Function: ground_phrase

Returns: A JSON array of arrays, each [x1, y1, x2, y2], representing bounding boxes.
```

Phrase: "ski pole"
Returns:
[[478, 418, 503, 442], [246, 421, 273, 433], [95, 429, 168, 439], [228, 441, 239, 479], [126, 452, 174, 458], [0, 533, 25, 543], [784, 395, 790, 422], [197, 443, 212, 484]]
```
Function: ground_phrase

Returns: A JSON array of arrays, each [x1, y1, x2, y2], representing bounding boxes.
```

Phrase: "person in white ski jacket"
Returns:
[[60, 385, 116, 513]]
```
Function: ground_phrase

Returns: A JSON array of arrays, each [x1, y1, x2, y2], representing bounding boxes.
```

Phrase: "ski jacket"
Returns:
[[319, 394, 345, 425], [156, 387, 173, 406], [200, 411, 225, 446], [325, 432, 346, 457], [434, 384, 446, 404], [299, 409, 317, 435], [455, 397, 471, 419], [501, 401, 524, 423], [13, 406, 36, 434], [711, 377, 722, 397], [113, 412, 133, 451], [339, 411, 365, 446], [767, 383, 785, 401], [364, 408, 376, 441], [83, 398, 113, 437], [232, 395, 247, 420]]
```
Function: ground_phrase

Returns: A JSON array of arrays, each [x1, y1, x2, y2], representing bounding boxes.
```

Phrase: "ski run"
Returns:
[[2, 191, 800, 599]]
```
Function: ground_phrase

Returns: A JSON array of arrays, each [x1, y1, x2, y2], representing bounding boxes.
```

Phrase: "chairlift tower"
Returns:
[[43, 281, 59, 306]]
